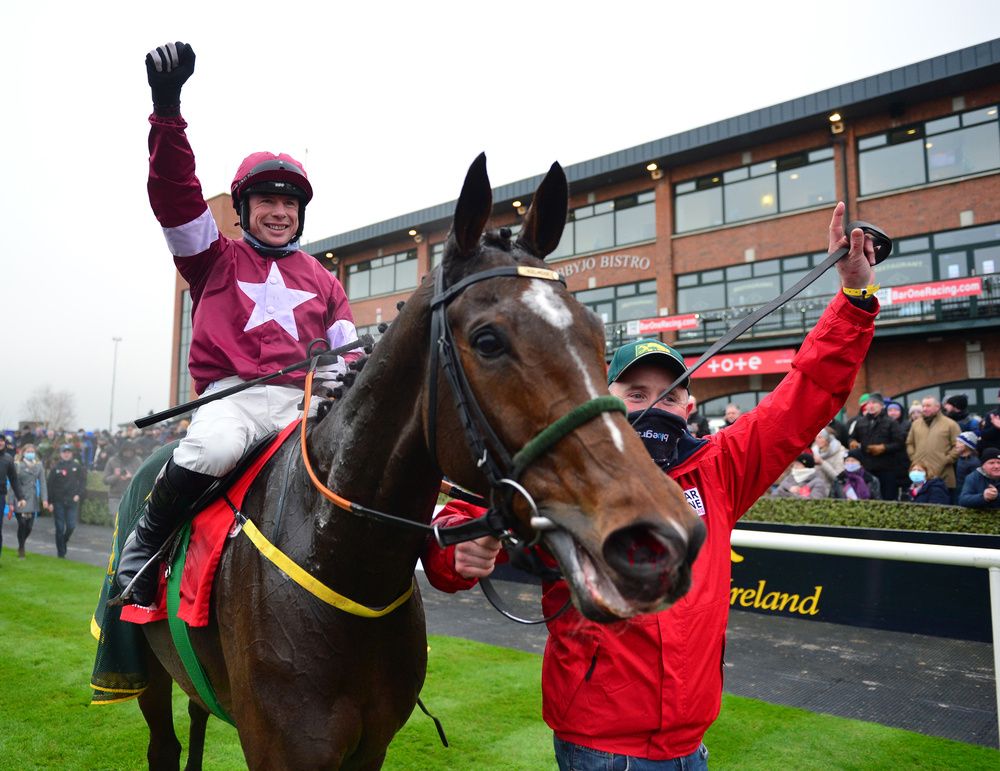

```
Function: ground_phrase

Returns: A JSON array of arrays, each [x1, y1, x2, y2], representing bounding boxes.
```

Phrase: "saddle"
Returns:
[[120, 422, 298, 626]]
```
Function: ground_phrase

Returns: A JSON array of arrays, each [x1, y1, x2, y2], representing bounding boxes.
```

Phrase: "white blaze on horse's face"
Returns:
[[522, 281, 572, 328], [522, 281, 625, 453]]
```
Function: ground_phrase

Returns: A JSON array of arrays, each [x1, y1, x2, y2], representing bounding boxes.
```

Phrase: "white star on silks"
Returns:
[[237, 262, 317, 341]]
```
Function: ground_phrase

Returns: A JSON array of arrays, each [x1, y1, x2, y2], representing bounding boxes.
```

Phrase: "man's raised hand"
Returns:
[[145, 42, 196, 110]]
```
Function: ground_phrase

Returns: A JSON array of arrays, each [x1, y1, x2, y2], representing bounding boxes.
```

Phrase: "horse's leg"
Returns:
[[184, 699, 210, 771], [137, 653, 182, 771]]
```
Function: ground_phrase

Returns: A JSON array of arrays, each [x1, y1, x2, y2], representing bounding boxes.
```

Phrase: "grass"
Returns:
[[1, 548, 998, 769]]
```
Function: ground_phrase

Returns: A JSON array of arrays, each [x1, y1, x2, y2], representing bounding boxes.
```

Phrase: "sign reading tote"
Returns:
[[683, 348, 796, 378], [877, 276, 983, 305]]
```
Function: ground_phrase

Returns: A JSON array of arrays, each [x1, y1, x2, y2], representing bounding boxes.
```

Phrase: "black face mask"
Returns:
[[628, 408, 687, 471]]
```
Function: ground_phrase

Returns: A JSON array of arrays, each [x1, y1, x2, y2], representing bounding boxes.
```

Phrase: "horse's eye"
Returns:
[[471, 328, 506, 358]]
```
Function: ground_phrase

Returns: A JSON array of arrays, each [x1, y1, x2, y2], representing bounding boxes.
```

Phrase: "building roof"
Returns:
[[306, 38, 1000, 257]]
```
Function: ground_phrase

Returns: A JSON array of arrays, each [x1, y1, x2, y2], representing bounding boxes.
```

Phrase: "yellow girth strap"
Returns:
[[240, 518, 415, 618]]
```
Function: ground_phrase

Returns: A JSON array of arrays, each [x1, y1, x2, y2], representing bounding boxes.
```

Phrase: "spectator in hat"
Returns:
[[905, 460, 950, 505], [47, 444, 86, 558], [831, 448, 881, 500], [772, 453, 830, 499], [885, 400, 908, 433], [943, 394, 982, 435], [954, 431, 981, 504], [958, 447, 1000, 510], [907, 396, 962, 498], [848, 392, 905, 501]]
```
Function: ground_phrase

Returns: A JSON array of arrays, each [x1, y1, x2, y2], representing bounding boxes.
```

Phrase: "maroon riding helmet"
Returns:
[[231, 152, 314, 242]]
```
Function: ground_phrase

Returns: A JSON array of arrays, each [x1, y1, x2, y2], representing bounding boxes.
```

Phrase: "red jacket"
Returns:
[[422, 291, 876, 759], [147, 113, 357, 395]]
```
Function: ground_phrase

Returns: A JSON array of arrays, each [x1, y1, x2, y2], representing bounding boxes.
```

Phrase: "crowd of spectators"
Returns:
[[770, 390, 1000, 511], [2, 422, 187, 473], [1, 421, 188, 561]]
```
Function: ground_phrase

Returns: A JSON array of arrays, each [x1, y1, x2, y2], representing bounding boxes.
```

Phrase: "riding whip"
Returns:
[[134, 334, 374, 429]]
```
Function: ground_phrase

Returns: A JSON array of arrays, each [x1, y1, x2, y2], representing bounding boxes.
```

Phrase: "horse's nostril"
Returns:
[[602, 522, 685, 595]]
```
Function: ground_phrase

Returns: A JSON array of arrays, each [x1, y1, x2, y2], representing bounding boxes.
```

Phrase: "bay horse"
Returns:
[[136, 154, 705, 769]]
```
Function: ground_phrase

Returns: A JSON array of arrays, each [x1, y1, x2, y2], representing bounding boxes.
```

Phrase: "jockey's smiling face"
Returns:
[[608, 362, 692, 420], [247, 193, 300, 247]]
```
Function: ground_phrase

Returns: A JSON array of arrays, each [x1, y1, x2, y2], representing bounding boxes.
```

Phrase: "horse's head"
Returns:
[[430, 154, 706, 623]]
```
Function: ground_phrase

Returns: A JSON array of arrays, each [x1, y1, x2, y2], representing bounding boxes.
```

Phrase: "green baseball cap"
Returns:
[[607, 338, 689, 388]]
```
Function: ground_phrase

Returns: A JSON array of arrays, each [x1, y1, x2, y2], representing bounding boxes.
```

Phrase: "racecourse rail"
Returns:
[[730, 529, 1000, 747]]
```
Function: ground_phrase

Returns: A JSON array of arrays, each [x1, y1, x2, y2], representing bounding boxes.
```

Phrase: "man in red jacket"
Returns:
[[423, 202, 879, 769]]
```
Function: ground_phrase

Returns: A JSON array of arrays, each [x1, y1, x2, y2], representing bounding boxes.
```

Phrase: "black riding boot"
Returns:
[[115, 459, 216, 606]]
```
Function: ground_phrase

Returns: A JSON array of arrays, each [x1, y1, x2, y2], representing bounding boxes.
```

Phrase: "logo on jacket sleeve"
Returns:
[[683, 487, 705, 516]]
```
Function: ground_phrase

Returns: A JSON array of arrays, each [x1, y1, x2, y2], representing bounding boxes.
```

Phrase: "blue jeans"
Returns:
[[554, 737, 709, 770], [53, 500, 79, 558]]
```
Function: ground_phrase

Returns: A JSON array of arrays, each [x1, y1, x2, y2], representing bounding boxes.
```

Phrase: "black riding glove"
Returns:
[[628, 408, 687, 471], [145, 41, 196, 114]]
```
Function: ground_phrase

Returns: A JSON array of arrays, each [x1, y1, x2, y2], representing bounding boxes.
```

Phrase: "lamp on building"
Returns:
[[647, 162, 664, 180], [408, 229, 423, 243], [513, 200, 527, 215], [829, 111, 844, 135]]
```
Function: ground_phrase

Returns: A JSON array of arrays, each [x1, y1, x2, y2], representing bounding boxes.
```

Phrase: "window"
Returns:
[[674, 148, 834, 233], [551, 190, 656, 260], [346, 250, 417, 300], [699, 391, 772, 431], [575, 280, 657, 350], [431, 242, 445, 269], [673, 219, 1000, 342], [675, 250, 841, 340], [858, 105, 1000, 195], [355, 322, 384, 344], [575, 280, 657, 324]]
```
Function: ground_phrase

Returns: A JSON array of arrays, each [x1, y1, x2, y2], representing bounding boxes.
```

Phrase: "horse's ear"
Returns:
[[448, 153, 493, 257], [515, 162, 568, 259]]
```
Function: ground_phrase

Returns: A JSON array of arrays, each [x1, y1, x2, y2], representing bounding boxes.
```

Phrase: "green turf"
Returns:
[[0, 547, 997, 769]]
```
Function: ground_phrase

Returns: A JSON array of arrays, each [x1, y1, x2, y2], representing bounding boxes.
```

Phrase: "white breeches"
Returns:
[[172, 378, 313, 477]]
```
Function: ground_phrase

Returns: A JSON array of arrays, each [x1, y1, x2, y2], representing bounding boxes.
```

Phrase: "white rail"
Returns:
[[731, 529, 1000, 746]]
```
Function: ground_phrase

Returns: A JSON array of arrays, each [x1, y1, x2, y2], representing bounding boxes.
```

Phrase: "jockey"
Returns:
[[116, 41, 361, 606]]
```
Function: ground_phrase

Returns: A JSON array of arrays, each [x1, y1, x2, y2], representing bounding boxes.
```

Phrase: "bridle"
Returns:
[[301, 260, 625, 550], [426, 261, 626, 545]]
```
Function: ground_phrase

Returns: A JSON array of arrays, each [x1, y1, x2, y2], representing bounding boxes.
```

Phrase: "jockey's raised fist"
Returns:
[[145, 41, 196, 110]]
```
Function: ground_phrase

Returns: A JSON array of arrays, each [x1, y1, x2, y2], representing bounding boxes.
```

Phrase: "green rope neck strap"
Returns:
[[511, 395, 626, 479]]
